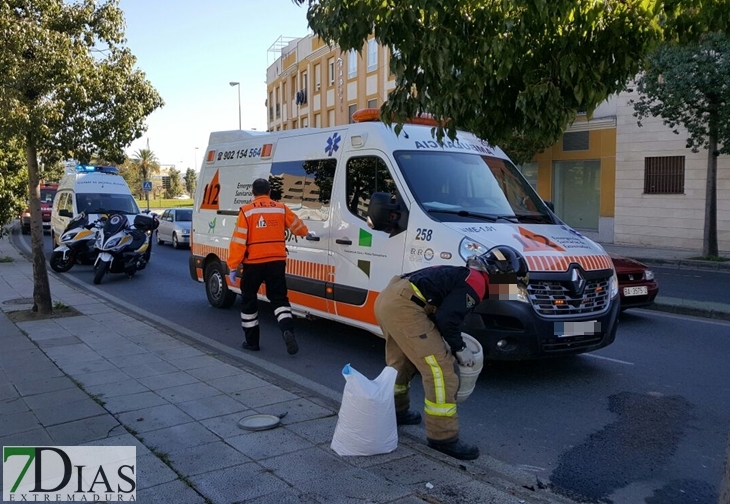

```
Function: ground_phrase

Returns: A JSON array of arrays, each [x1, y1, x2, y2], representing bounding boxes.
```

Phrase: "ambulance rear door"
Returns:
[[269, 132, 341, 318], [328, 147, 408, 331]]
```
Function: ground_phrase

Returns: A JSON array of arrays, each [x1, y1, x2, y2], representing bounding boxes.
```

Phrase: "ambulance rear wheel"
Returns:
[[205, 262, 237, 309]]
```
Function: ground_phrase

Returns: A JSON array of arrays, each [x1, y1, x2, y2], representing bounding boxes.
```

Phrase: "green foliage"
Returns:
[[0, 140, 28, 233], [632, 32, 730, 155], [0, 0, 164, 163], [294, 0, 659, 162], [293, 0, 729, 162], [184, 168, 197, 197], [165, 167, 182, 198]]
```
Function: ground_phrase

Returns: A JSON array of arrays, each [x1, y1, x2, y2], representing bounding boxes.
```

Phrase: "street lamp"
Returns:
[[229, 81, 241, 130]]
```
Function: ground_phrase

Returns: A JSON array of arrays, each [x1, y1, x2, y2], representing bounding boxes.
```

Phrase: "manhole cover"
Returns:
[[2, 297, 34, 305]]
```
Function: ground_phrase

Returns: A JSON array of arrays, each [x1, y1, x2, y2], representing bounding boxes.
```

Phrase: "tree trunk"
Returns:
[[26, 142, 53, 314], [702, 115, 718, 257]]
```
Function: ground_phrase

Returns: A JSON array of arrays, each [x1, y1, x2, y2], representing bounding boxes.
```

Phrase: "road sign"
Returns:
[[143, 181, 152, 192]]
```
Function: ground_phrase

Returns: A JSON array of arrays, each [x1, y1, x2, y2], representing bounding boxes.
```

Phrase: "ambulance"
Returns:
[[190, 110, 620, 360], [50, 164, 141, 246]]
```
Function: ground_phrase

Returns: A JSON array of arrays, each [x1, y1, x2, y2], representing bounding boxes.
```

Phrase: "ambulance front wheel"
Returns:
[[205, 262, 237, 309]]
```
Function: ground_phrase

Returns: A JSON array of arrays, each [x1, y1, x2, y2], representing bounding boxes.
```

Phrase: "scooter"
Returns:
[[49, 212, 104, 273], [92, 213, 158, 285]]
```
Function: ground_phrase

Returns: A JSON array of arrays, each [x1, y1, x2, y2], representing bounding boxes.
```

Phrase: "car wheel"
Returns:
[[204, 262, 237, 308], [156, 231, 164, 245], [172, 233, 180, 249]]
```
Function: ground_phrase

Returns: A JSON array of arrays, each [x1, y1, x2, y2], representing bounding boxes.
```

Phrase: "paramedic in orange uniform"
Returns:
[[227, 178, 309, 355]]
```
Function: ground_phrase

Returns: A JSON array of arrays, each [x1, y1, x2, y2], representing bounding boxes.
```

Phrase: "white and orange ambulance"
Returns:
[[189, 110, 620, 360]]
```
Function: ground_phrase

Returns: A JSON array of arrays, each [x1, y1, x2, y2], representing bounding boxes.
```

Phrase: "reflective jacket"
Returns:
[[405, 266, 489, 352], [227, 195, 309, 268]]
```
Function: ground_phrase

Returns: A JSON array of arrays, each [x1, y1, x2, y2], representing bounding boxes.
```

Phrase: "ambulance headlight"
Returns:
[[609, 270, 619, 299], [458, 238, 489, 262]]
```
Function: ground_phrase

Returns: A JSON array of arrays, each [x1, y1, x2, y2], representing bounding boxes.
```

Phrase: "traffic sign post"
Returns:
[[143, 181, 152, 211]]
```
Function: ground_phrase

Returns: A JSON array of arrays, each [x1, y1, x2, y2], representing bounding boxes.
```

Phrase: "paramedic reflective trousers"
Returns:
[[374, 276, 460, 442], [240, 261, 294, 346]]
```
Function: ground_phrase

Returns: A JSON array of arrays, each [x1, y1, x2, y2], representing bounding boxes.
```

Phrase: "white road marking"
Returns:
[[584, 353, 635, 365]]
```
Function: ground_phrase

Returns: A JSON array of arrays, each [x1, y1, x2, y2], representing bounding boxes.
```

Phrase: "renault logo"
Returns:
[[570, 268, 586, 296]]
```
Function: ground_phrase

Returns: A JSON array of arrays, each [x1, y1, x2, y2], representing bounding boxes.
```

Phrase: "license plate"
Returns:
[[554, 320, 599, 338], [623, 286, 648, 297]]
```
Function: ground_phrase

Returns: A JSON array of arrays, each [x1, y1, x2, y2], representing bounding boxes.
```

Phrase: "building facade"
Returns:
[[266, 34, 729, 252]]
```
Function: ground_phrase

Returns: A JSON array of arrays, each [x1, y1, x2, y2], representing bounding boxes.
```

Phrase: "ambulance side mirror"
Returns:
[[544, 200, 555, 212], [367, 192, 399, 231]]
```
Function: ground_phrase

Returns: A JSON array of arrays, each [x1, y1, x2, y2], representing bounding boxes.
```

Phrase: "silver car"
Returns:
[[156, 208, 192, 249]]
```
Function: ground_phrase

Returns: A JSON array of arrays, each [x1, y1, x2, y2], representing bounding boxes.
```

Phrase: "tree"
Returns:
[[0, 0, 164, 315], [631, 33, 730, 257], [184, 168, 197, 197], [165, 168, 182, 199], [131, 147, 160, 209], [293, 0, 663, 162], [292, 0, 728, 163], [0, 140, 28, 236]]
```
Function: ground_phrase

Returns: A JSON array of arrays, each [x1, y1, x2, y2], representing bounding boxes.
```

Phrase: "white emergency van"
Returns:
[[190, 110, 620, 360], [51, 165, 141, 246]]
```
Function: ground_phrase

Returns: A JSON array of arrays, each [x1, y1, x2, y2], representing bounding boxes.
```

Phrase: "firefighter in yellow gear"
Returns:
[[374, 246, 528, 460], [227, 178, 309, 354]]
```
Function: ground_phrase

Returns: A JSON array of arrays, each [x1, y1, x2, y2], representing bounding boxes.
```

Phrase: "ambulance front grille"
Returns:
[[527, 278, 610, 316]]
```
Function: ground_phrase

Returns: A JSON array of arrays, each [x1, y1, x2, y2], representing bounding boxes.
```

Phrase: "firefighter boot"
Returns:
[[427, 437, 480, 461], [242, 326, 260, 351], [396, 410, 422, 426]]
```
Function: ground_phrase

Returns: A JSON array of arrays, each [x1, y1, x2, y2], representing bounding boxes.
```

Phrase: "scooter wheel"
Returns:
[[50, 251, 74, 273], [93, 260, 108, 285]]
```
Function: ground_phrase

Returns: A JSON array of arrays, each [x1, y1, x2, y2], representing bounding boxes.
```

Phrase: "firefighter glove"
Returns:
[[228, 270, 237, 284], [455, 346, 476, 367]]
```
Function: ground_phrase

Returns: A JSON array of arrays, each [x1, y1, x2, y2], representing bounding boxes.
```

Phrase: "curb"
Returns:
[[645, 301, 730, 322], [631, 257, 730, 272]]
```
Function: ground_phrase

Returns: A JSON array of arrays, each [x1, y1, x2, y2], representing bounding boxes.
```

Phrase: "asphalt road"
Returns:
[[651, 265, 730, 304], [23, 232, 730, 504]]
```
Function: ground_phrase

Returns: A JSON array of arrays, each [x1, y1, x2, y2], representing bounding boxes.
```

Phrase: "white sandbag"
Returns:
[[330, 364, 398, 456]]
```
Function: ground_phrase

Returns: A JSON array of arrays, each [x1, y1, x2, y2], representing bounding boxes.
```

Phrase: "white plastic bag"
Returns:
[[330, 364, 398, 456]]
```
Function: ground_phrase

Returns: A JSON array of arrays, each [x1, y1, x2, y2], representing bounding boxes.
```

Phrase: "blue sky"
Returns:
[[120, 0, 311, 171]]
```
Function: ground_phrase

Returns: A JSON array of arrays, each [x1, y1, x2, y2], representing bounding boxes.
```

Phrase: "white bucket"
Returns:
[[455, 333, 484, 403]]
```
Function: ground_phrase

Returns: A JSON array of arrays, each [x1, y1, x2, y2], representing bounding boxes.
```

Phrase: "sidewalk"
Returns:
[[0, 230, 575, 504]]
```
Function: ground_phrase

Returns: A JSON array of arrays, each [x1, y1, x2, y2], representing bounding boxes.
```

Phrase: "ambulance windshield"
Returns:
[[395, 151, 553, 224]]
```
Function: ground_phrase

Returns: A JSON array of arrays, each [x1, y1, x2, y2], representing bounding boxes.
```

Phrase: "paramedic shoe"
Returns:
[[241, 341, 260, 351], [282, 330, 298, 355], [396, 410, 422, 426], [427, 438, 480, 461]]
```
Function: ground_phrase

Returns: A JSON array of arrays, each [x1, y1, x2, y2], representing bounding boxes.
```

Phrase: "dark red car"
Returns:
[[20, 183, 58, 235], [610, 254, 659, 310]]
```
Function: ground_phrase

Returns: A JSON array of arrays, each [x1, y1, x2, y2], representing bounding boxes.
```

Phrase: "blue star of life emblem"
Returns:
[[325, 132, 341, 157]]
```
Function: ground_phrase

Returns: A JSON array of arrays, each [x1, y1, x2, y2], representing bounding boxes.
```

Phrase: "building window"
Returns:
[[302, 117, 308, 128], [348, 104, 357, 124], [328, 57, 335, 85], [644, 156, 685, 194], [367, 38, 378, 72], [328, 109, 335, 126], [301, 71, 308, 94], [367, 98, 377, 110], [518, 162, 538, 190], [348, 50, 358, 79], [314, 63, 321, 91], [314, 113, 321, 128], [562, 131, 589, 151]]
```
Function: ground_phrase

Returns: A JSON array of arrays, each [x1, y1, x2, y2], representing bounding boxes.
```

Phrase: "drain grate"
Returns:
[[2, 297, 34, 305]]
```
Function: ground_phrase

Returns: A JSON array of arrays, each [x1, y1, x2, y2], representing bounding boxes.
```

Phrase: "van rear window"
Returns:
[[76, 193, 140, 215]]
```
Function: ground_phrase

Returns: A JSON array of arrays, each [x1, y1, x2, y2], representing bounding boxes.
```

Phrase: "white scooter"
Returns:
[[92, 213, 158, 285]]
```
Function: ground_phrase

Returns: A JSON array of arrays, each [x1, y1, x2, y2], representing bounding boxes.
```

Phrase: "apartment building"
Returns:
[[265, 34, 729, 251]]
